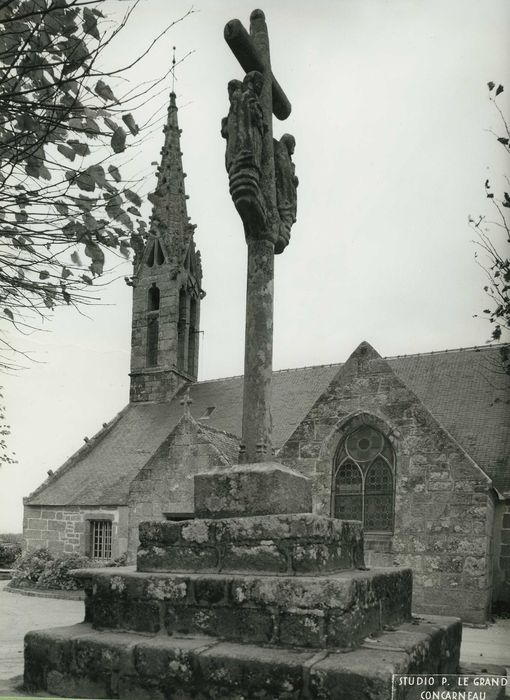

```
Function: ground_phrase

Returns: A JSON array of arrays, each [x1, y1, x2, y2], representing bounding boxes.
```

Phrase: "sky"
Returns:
[[0, 0, 509, 532]]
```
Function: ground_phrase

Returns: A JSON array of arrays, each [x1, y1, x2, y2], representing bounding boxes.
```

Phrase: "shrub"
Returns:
[[37, 553, 92, 591], [0, 542, 22, 567], [10, 548, 129, 590], [10, 547, 54, 587], [105, 552, 128, 567], [0, 533, 22, 544]]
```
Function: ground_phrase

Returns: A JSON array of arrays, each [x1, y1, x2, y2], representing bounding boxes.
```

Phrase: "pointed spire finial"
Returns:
[[180, 387, 193, 417], [171, 46, 177, 94]]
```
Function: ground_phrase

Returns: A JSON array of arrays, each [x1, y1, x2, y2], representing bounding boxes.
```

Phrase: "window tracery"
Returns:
[[333, 424, 395, 532]]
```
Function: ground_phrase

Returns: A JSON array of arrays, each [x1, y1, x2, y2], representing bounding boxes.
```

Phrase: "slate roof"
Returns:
[[27, 364, 340, 506], [27, 344, 509, 506], [388, 345, 510, 493]]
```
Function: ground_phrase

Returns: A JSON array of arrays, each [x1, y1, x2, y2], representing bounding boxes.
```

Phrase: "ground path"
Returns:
[[0, 581, 509, 696]]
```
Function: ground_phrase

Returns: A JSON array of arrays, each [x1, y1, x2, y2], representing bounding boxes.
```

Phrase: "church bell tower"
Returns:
[[129, 92, 204, 403]]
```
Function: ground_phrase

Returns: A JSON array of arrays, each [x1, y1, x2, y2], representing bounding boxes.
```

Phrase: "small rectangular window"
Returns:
[[91, 520, 112, 560]]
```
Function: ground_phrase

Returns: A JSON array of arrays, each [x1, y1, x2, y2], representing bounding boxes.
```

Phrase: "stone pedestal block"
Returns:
[[137, 514, 364, 574], [194, 462, 312, 518], [24, 616, 462, 699], [74, 566, 412, 651]]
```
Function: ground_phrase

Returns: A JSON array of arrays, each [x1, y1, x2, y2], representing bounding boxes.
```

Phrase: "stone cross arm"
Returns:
[[224, 14, 291, 121]]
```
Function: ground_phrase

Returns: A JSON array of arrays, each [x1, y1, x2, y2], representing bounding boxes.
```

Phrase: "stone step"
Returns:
[[137, 513, 365, 575], [24, 616, 462, 699], [74, 566, 412, 651]]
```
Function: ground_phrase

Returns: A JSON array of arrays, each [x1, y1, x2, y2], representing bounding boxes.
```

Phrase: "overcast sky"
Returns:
[[1, 0, 509, 533]]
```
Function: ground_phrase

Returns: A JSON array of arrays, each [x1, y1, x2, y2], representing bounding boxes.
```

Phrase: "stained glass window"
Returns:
[[333, 425, 395, 532], [334, 461, 362, 521], [364, 458, 393, 531]]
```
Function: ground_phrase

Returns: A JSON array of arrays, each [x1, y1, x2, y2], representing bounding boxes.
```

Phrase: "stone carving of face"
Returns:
[[227, 79, 242, 101], [243, 70, 263, 96], [281, 133, 295, 155]]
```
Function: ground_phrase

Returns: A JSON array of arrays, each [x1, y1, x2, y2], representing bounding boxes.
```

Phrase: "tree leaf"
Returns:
[[83, 7, 100, 40], [111, 127, 126, 153], [108, 165, 122, 182], [104, 117, 119, 132], [3, 309, 13, 320], [76, 171, 95, 192], [95, 79, 116, 103], [57, 143, 76, 161], [68, 140, 90, 157], [496, 84, 504, 96], [87, 164, 106, 188], [488, 81, 495, 91], [122, 113, 139, 136], [54, 201, 69, 216], [124, 189, 142, 207], [70, 251, 82, 266]]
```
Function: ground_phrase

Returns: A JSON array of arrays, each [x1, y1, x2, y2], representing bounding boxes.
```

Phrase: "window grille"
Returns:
[[364, 458, 393, 531], [333, 425, 395, 533], [334, 461, 362, 521], [91, 520, 112, 560]]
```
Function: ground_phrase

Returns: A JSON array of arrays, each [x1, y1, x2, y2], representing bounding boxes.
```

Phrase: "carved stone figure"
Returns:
[[221, 71, 266, 236], [274, 133, 298, 254]]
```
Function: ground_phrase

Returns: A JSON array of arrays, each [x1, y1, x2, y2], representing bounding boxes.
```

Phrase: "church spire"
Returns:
[[129, 89, 204, 404], [147, 91, 195, 267]]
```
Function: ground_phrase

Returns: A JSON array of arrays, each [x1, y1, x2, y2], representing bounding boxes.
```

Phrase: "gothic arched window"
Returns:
[[177, 288, 188, 371], [146, 284, 160, 367], [333, 424, 395, 533], [187, 297, 198, 376]]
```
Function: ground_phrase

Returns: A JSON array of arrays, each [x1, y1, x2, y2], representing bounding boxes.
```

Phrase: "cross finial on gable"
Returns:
[[180, 387, 193, 417]]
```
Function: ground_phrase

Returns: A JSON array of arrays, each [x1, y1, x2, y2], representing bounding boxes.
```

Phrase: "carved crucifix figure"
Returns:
[[222, 9, 298, 463]]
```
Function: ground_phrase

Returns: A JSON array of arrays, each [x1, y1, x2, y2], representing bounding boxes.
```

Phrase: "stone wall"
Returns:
[[22, 504, 129, 559], [493, 496, 510, 612], [127, 414, 238, 559], [278, 342, 494, 624], [129, 261, 200, 403]]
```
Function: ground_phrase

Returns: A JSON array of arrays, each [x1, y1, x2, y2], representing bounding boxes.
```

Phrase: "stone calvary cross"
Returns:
[[222, 9, 298, 464]]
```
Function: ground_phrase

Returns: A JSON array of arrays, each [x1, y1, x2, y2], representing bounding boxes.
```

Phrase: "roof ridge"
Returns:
[[196, 362, 343, 385], [196, 345, 509, 384], [384, 343, 508, 361]]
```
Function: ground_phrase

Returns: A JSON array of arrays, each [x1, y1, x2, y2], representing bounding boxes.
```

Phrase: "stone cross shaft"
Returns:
[[222, 9, 297, 463]]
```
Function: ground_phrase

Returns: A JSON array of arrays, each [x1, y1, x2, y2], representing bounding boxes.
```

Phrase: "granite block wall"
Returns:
[[278, 342, 494, 624], [22, 504, 129, 560], [127, 414, 238, 559], [493, 497, 510, 612]]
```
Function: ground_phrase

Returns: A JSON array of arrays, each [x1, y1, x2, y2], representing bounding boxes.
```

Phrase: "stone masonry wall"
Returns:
[[493, 497, 510, 611], [22, 504, 129, 559], [130, 264, 197, 403], [278, 342, 494, 624], [127, 414, 237, 560]]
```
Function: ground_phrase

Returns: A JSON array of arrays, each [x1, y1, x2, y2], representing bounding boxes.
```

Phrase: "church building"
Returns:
[[23, 93, 510, 625]]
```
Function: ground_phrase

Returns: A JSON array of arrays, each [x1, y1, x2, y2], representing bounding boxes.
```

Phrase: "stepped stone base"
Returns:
[[75, 566, 412, 650], [137, 514, 364, 574], [24, 616, 461, 699]]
